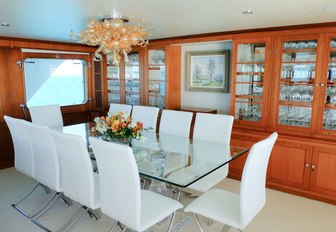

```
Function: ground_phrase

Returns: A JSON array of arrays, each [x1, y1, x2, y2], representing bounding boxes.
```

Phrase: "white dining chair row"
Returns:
[[4, 115, 98, 231], [27, 103, 234, 193], [4, 115, 183, 232]]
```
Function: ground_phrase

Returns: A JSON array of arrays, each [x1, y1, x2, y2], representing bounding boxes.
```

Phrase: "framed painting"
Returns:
[[186, 50, 230, 92]]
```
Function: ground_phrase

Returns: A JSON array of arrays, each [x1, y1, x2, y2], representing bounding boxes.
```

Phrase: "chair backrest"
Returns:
[[109, 103, 132, 116], [89, 137, 141, 230], [193, 113, 234, 145], [26, 123, 62, 192], [29, 104, 63, 128], [50, 130, 99, 209], [159, 110, 193, 138], [4, 116, 34, 177], [131, 105, 159, 131], [240, 132, 278, 228]]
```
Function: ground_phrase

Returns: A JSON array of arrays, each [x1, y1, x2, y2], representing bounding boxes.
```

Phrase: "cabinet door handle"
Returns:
[[320, 83, 325, 87], [315, 83, 320, 87], [305, 163, 310, 168], [311, 164, 316, 170]]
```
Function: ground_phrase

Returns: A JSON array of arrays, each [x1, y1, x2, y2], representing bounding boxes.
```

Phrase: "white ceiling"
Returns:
[[1, 0, 336, 43]]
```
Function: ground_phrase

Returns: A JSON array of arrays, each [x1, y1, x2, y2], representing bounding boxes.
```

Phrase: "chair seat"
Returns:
[[140, 190, 183, 231], [185, 188, 241, 229]]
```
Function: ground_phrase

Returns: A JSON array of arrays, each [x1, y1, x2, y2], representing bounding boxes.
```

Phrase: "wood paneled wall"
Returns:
[[0, 37, 96, 169]]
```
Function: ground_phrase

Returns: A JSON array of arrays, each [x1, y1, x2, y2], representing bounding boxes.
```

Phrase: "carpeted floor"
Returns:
[[1, 167, 335, 232]]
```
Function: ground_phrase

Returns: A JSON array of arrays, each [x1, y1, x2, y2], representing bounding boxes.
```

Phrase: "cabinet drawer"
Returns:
[[310, 146, 336, 197], [268, 141, 312, 190]]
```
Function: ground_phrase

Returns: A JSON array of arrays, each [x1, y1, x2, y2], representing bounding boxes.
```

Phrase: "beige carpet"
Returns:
[[0, 167, 335, 232]]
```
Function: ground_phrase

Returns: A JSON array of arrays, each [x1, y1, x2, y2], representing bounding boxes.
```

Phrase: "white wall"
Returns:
[[180, 41, 233, 114]]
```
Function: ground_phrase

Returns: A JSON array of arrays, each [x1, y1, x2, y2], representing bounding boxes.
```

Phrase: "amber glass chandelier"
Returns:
[[77, 15, 150, 63]]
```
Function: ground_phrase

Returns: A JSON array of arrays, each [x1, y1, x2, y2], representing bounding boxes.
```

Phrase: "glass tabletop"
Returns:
[[61, 123, 248, 188]]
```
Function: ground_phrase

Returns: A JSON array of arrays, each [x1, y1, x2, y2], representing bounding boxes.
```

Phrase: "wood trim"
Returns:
[[0, 36, 96, 52], [165, 45, 181, 110], [150, 22, 336, 46], [230, 37, 272, 131]]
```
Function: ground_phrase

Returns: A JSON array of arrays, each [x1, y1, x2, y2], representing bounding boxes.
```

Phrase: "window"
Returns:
[[24, 58, 88, 107]]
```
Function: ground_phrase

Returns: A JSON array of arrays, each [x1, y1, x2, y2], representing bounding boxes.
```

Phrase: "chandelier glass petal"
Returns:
[[77, 16, 150, 64]]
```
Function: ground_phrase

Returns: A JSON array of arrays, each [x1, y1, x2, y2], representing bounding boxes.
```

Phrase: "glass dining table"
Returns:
[[61, 122, 248, 189]]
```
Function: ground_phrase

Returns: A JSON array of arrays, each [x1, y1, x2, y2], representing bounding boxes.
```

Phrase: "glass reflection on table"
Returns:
[[61, 123, 248, 188]]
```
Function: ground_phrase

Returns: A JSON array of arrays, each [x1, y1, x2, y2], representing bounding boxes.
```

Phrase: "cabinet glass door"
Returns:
[[322, 38, 336, 131], [234, 43, 266, 123], [107, 51, 141, 105], [148, 49, 166, 108], [277, 40, 317, 128], [107, 58, 121, 104], [125, 52, 140, 105]]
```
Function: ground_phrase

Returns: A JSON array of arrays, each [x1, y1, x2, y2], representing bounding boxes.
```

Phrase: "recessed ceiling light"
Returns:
[[242, 10, 253, 15], [1, 22, 10, 27]]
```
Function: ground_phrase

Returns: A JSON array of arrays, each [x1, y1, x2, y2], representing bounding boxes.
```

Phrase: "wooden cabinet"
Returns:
[[310, 146, 336, 198], [230, 37, 272, 131], [106, 48, 145, 106], [232, 32, 336, 138], [145, 45, 181, 110], [271, 34, 323, 136], [314, 33, 336, 137], [267, 139, 312, 190], [230, 130, 336, 203], [267, 140, 336, 202], [103, 44, 181, 110]]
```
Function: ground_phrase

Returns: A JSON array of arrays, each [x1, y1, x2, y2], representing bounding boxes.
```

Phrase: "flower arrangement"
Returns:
[[92, 112, 143, 143]]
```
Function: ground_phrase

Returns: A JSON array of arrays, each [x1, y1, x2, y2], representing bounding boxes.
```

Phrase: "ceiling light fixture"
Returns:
[[77, 15, 150, 64], [242, 10, 253, 15]]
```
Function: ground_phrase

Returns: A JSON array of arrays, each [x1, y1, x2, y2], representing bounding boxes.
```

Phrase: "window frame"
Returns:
[[21, 52, 92, 112]]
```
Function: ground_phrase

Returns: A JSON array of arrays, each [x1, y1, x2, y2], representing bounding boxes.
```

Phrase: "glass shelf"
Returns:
[[234, 42, 266, 122], [323, 38, 336, 131], [148, 49, 166, 108], [107, 52, 140, 105]]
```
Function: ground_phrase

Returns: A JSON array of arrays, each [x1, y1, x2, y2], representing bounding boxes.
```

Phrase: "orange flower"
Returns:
[[136, 121, 143, 129]]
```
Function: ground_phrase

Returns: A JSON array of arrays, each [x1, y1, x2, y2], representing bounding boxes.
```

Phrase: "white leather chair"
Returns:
[[50, 130, 101, 231], [109, 103, 132, 116], [187, 113, 234, 192], [89, 137, 183, 232], [29, 104, 63, 128], [131, 105, 160, 131], [184, 132, 278, 232], [159, 109, 193, 138], [4, 115, 50, 218], [26, 123, 72, 231]]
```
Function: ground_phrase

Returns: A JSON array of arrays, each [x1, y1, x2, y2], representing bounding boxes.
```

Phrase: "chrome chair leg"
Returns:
[[30, 192, 61, 220], [88, 208, 101, 220], [57, 206, 85, 232], [60, 193, 73, 206], [207, 218, 213, 226], [64, 207, 88, 232], [40, 184, 51, 194], [194, 214, 205, 232], [11, 183, 40, 217], [31, 219, 52, 232], [176, 190, 181, 202], [109, 221, 118, 232], [167, 211, 176, 232]]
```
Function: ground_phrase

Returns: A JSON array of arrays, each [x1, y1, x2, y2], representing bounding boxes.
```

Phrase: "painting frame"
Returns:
[[186, 50, 230, 93]]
